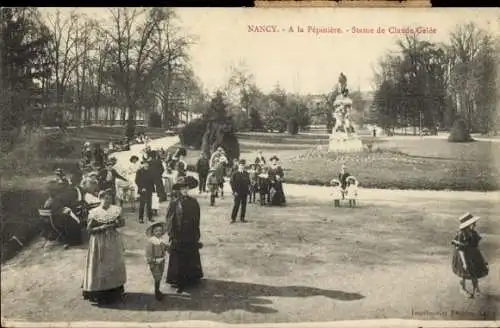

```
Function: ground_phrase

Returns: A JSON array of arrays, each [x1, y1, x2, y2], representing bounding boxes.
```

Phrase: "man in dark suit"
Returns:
[[338, 164, 350, 199], [230, 159, 251, 223], [196, 153, 210, 194], [149, 151, 167, 202], [135, 161, 156, 223]]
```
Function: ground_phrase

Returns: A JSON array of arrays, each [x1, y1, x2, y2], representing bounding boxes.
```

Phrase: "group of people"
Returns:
[[40, 134, 491, 306], [40, 168, 96, 249], [40, 138, 187, 250], [40, 139, 203, 304], [82, 174, 203, 304], [80, 144, 293, 304], [330, 164, 359, 208], [195, 148, 287, 210]]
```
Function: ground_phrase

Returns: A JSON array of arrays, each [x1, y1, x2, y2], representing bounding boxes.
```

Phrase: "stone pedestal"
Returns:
[[328, 133, 364, 153]]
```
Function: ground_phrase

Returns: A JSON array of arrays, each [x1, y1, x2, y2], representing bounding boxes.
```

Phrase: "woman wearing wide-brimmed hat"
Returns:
[[451, 212, 489, 298], [164, 176, 203, 293], [82, 188, 127, 304], [267, 155, 286, 206], [43, 168, 88, 249], [145, 221, 169, 300]]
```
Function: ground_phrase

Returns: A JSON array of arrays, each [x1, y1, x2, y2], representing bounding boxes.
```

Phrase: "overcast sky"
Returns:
[[39, 8, 499, 95]]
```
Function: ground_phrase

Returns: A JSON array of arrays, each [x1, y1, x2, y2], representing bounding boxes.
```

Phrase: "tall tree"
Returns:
[[103, 8, 181, 137], [1, 8, 52, 150], [44, 9, 78, 125], [447, 22, 496, 132]]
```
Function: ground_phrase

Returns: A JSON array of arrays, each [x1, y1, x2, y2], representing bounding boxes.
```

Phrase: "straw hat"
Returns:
[[330, 178, 340, 186], [459, 212, 480, 230], [346, 176, 357, 182], [145, 221, 167, 237], [98, 188, 113, 199], [270, 155, 279, 162]]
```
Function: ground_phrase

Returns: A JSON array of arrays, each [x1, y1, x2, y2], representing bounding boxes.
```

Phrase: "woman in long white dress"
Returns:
[[117, 155, 142, 209], [82, 189, 127, 304]]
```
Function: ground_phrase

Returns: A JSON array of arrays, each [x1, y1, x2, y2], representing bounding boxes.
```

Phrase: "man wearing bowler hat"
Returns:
[[230, 159, 251, 223]]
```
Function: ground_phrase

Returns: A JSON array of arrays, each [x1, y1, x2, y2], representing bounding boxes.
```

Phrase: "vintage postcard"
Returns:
[[1, 7, 499, 328]]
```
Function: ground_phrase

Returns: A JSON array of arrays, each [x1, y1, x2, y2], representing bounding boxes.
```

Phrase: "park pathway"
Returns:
[[1, 135, 499, 327]]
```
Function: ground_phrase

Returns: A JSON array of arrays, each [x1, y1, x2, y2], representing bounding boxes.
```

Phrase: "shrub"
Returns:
[[0, 130, 76, 176], [233, 112, 251, 132], [125, 123, 135, 140], [287, 118, 299, 135], [37, 131, 75, 159], [448, 118, 474, 143], [179, 118, 207, 149], [148, 112, 162, 128], [266, 117, 287, 133], [218, 132, 240, 163], [249, 109, 264, 131]]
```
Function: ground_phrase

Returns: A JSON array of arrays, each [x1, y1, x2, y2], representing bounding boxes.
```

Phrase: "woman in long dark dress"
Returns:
[[165, 176, 203, 293], [267, 155, 286, 206], [452, 213, 489, 298], [82, 189, 127, 304]]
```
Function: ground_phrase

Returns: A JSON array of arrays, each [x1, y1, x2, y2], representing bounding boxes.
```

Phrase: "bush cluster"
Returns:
[[448, 118, 474, 143], [287, 118, 299, 135], [148, 112, 162, 128], [179, 118, 207, 149]]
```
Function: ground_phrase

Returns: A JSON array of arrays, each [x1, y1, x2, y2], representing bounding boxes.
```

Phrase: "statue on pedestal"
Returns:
[[332, 73, 354, 139], [327, 73, 363, 153]]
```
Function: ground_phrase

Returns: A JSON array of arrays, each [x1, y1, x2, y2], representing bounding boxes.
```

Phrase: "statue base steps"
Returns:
[[328, 135, 364, 153]]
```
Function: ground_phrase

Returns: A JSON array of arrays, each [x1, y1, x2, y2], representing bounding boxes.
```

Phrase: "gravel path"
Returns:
[[2, 136, 498, 327]]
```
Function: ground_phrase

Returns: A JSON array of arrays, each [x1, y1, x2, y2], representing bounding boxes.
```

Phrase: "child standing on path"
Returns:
[[346, 176, 359, 208], [451, 213, 489, 298], [330, 179, 342, 207], [145, 221, 169, 301], [207, 168, 219, 206]]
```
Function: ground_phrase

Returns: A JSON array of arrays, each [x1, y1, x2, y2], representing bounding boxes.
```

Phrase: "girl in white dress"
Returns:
[[330, 178, 343, 207], [345, 176, 359, 208]]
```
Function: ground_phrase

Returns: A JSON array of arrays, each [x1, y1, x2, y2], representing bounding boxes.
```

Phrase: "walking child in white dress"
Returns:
[[345, 176, 359, 208], [330, 178, 343, 207]]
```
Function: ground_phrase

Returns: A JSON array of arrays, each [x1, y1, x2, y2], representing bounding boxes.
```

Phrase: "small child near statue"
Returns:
[[330, 179, 343, 207], [345, 176, 359, 208]]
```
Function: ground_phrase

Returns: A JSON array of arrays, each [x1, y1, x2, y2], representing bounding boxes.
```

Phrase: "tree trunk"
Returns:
[[162, 97, 169, 128]]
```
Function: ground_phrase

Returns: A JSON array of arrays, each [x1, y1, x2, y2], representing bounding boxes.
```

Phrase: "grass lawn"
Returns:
[[177, 133, 500, 191], [2, 188, 499, 323]]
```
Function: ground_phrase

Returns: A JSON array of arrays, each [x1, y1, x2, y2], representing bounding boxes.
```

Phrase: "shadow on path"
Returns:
[[96, 278, 364, 314]]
